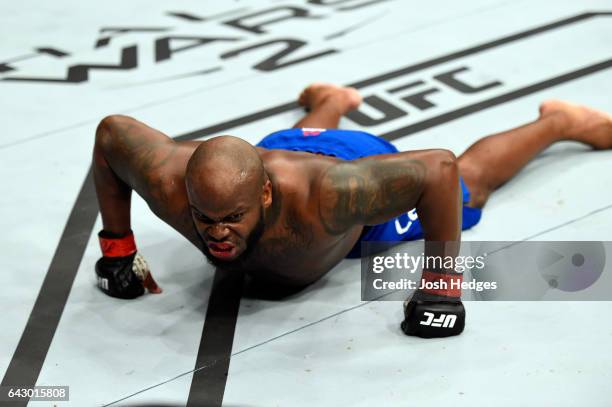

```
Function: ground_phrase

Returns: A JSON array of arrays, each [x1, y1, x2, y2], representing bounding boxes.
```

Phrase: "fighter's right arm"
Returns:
[[94, 114, 176, 220], [92, 115, 202, 299], [93, 114, 202, 249]]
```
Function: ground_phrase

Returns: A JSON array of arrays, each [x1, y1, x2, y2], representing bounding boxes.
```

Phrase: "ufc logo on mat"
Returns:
[[420, 312, 457, 328]]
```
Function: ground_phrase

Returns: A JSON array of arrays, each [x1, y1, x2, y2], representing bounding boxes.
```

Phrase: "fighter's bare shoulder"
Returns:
[[258, 148, 340, 223], [252, 149, 359, 281]]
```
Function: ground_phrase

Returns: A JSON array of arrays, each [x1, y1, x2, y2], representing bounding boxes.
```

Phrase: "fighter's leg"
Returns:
[[293, 83, 362, 129], [458, 100, 612, 208], [93, 115, 203, 249]]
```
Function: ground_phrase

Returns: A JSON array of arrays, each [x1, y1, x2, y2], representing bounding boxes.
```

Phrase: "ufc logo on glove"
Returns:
[[420, 312, 458, 328]]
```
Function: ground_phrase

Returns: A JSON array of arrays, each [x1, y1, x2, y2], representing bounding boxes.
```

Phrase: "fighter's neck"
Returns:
[[263, 169, 282, 227]]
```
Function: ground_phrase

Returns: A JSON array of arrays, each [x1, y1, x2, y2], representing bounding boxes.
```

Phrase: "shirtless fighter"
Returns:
[[93, 83, 612, 338]]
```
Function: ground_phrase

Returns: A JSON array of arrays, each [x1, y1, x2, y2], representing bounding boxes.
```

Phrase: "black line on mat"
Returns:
[[348, 12, 611, 89], [175, 101, 299, 141], [3, 10, 610, 407], [380, 57, 612, 140], [166, 12, 206, 22], [0, 168, 99, 407], [186, 271, 244, 407], [36, 47, 70, 58], [175, 11, 611, 140]]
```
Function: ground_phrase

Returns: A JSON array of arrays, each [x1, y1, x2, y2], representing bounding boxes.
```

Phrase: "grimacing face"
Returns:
[[188, 179, 272, 270]]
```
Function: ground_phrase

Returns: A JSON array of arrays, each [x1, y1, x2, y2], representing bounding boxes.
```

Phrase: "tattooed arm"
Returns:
[[93, 115, 203, 249], [318, 149, 462, 252]]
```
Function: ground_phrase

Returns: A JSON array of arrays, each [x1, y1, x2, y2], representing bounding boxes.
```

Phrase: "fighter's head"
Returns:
[[185, 136, 272, 269]]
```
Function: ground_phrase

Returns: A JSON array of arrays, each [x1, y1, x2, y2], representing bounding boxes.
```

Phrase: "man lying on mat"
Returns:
[[92, 83, 612, 338]]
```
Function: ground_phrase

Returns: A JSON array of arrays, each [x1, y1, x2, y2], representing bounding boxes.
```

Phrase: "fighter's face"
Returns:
[[197, 206, 266, 271], [191, 200, 262, 260], [189, 179, 271, 269]]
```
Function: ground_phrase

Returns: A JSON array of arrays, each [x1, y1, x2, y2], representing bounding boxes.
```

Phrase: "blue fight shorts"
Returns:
[[257, 128, 482, 258]]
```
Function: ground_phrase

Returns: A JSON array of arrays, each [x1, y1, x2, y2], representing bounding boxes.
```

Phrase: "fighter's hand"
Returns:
[[96, 252, 162, 299], [401, 290, 465, 338], [95, 230, 162, 299]]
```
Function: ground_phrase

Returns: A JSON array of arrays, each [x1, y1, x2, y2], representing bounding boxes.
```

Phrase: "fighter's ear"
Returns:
[[261, 179, 272, 208]]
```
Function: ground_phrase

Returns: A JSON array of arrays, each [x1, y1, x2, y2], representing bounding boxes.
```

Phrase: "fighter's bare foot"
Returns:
[[298, 83, 362, 114], [539, 100, 612, 150]]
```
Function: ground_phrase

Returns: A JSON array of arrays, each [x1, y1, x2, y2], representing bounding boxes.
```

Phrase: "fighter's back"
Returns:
[[249, 148, 364, 285]]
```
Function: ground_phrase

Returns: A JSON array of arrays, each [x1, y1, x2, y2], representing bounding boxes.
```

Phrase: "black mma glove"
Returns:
[[401, 291, 465, 338], [95, 230, 161, 299], [401, 270, 465, 338]]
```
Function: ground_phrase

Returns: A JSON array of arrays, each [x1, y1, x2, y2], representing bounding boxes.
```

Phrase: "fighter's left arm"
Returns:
[[318, 148, 462, 244], [318, 148, 466, 338]]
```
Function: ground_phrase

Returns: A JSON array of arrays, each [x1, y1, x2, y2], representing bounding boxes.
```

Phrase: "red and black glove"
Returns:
[[401, 270, 465, 338], [95, 230, 162, 299]]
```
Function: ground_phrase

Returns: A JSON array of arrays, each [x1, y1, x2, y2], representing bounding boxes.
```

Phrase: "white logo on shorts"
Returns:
[[394, 209, 419, 235], [302, 127, 326, 136]]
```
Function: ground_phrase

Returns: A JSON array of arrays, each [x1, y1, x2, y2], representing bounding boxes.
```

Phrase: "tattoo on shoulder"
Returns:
[[113, 118, 177, 172], [319, 159, 426, 234]]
